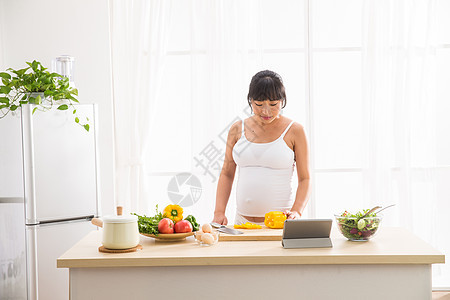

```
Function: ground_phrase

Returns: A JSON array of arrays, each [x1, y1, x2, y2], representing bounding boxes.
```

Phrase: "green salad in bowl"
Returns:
[[335, 209, 382, 241]]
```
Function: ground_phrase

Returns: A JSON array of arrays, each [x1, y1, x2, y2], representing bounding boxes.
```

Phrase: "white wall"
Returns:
[[0, 0, 115, 215], [0, 1, 4, 70]]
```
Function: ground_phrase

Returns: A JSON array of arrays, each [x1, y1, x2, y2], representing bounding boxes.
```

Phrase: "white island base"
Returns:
[[70, 264, 431, 299], [59, 228, 444, 300]]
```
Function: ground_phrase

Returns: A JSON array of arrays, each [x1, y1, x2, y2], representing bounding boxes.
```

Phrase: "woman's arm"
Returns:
[[286, 123, 311, 219], [213, 121, 240, 225]]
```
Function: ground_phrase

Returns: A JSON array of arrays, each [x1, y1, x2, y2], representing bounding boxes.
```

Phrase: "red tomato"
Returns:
[[158, 218, 174, 234], [174, 220, 193, 233]]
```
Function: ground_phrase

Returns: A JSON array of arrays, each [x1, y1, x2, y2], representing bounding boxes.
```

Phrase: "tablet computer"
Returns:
[[282, 219, 333, 248]]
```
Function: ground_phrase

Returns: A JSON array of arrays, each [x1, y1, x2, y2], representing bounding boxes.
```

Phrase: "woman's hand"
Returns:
[[284, 210, 301, 220], [213, 212, 228, 225]]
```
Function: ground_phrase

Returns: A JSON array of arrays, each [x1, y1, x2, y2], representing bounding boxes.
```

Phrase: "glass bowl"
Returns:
[[194, 230, 219, 246], [335, 214, 382, 241]]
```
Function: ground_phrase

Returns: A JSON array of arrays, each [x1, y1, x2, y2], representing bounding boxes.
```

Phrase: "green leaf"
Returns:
[[83, 124, 90, 131], [21, 94, 27, 100], [57, 104, 69, 110], [15, 67, 29, 76], [10, 105, 18, 111], [0, 97, 9, 104], [0, 86, 11, 94], [0, 72, 11, 80], [31, 60, 38, 71], [19, 100, 28, 105], [68, 96, 79, 103], [35, 95, 41, 104], [0, 104, 8, 109], [75, 117, 79, 123], [32, 107, 38, 114], [73, 109, 77, 114]]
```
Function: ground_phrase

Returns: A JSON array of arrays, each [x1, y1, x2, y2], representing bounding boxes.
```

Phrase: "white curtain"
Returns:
[[188, 0, 265, 223], [362, 0, 446, 287], [109, 0, 264, 223], [109, 0, 172, 214]]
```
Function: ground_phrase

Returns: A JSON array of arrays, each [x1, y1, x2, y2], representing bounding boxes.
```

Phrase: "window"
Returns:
[[141, 1, 450, 287]]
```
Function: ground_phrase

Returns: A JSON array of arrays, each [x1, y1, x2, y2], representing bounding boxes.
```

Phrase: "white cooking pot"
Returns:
[[91, 206, 140, 250]]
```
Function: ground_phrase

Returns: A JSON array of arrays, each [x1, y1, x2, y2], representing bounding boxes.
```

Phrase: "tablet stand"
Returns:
[[282, 237, 332, 249]]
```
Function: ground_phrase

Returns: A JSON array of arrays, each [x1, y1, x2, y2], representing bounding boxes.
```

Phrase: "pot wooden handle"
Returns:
[[91, 218, 103, 228], [117, 206, 123, 216]]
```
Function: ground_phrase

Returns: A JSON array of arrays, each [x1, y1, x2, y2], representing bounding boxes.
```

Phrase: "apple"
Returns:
[[174, 220, 193, 233], [158, 218, 174, 234]]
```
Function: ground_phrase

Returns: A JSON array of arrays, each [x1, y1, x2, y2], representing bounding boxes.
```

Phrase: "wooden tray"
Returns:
[[219, 226, 283, 241], [140, 232, 194, 241]]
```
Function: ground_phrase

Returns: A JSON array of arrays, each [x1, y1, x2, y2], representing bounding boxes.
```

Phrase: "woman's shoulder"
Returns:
[[227, 119, 244, 143], [282, 117, 306, 138], [282, 116, 304, 131], [290, 121, 305, 132], [229, 119, 243, 133]]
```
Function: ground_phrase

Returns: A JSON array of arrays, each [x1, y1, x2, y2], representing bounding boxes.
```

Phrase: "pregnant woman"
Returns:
[[213, 70, 311, 225]]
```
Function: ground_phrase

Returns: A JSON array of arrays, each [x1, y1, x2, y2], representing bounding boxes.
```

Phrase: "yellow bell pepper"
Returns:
[[234, 222, 262, 229], [163, 204, 183, 222], [264, 211, 286, 229]]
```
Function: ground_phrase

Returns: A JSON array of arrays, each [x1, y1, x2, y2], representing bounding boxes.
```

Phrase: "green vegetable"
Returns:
[[336, 209, 381, 241], [133, 205, 164, 235], [184, 215, 200, 231], [357, 218, 366, 230]]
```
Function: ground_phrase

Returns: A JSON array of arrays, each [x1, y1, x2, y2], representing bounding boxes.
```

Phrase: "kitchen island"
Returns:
[[58, 227, 444, 300]]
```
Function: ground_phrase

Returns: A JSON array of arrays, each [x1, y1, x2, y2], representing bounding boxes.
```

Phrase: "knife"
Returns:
[[211, 222, 244, 235], [217, 227, 244, 235]]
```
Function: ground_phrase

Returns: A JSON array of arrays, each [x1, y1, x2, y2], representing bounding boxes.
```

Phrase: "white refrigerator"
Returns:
[[0, 104, 100, 300]]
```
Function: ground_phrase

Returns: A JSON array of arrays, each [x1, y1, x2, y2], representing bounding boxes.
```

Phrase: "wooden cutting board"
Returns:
[[218, 226, 283, 241]]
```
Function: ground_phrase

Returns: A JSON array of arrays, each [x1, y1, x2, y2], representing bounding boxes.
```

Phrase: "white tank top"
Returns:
[[232, 119, 295, 217]]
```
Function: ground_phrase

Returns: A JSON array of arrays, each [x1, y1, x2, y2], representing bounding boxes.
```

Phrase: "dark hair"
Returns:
[[247, 70, 286, 109]]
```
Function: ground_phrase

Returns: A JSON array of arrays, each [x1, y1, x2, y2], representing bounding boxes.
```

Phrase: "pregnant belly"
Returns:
[[236, 166, 293, 217]]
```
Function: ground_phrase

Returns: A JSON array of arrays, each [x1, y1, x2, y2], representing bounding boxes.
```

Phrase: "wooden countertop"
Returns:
[[57, 227, 445, 268]]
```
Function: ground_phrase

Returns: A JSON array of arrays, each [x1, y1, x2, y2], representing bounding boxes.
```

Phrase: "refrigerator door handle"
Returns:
[[26, 226, 38, 300], [0, 197, 24, 203], [38, 215, 96, 226], [21, 105, 38, 225]]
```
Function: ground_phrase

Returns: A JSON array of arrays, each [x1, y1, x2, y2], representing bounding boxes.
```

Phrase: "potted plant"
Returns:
[[0, 60, 89, 131]]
